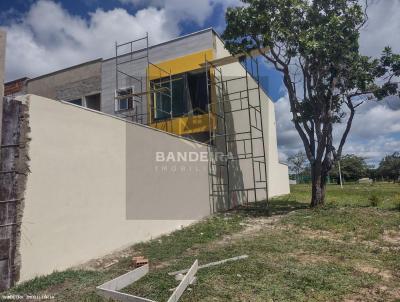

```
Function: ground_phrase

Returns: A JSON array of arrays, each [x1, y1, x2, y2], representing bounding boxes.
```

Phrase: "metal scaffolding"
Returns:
[[115, 33, 173, 125], [115, 33, 268, 209], [206, 56, 268, 211]]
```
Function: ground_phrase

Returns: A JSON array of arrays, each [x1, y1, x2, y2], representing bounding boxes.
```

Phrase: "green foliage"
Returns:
[[134, 214, 245, 262], [223, 0, 399, 103], [330, 154, 369, 182], [223, 0, 400, 206], [394, 201, 400, 212], [287, 151, 307, 178], [368, 193, 381, 207], [377, 152, 400, 182], [281, 183, 400, 209]]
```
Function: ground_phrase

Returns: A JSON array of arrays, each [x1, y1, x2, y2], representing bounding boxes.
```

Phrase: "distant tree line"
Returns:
[[288, 152, 400, 183]]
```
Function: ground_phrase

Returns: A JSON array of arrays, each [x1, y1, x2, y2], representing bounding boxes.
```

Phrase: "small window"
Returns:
[[85, 94, 101, 111], [116, 87, 134, 111], [68, 98, 82, 106]]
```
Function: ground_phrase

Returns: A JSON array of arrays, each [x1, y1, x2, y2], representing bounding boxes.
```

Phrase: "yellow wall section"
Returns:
[[148, 49, 214, 78], [148, 49, 215, 136], [150, 114, 216, 136]]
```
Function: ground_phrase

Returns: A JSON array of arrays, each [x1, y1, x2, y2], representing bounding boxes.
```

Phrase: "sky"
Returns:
[[0, 0, 399, 166]]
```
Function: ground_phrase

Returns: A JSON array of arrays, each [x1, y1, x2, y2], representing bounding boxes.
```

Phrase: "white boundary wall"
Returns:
[[18, 95, 210, 282]]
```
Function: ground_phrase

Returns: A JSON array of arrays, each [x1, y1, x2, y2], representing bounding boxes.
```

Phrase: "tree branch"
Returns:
[[336, 97, 356, 159]]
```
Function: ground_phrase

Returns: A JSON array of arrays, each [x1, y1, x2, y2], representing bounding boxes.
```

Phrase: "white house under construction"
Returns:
[[0, 28, 289, 288]]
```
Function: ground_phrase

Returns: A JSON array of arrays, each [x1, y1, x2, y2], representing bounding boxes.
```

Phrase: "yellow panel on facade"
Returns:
[[150, 113, 216, 136], [148, 49, 214, 79], [148, 49, 215, 135]]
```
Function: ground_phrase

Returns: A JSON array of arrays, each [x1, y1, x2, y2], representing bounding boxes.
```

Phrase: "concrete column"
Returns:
[[0, 30, 6, 138]]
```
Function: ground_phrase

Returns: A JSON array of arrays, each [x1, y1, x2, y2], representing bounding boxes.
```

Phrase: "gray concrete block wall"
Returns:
[[101, 29, 214, 120], [0, 30, 6, 139], [0, 30, 5, 101], [56, 76, 101, 101], [27, 60, 102, 102]]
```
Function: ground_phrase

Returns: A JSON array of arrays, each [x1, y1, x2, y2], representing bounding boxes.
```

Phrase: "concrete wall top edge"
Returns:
[[26, 59, 103, 84], [18, 94, 210, 147], [103, 28, 216, 63]]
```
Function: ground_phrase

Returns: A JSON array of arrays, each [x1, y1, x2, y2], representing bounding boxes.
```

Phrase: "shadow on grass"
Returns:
[[234, 198, 309, 217]]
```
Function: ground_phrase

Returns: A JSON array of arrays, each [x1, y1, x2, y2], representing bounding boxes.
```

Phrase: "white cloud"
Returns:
[[2, 0, 246, 81], [3, 0, 177, 81], [274, 94, 303, 162], [119, 0, 242, 27], [343, 136, 400, 164], [275, 94, 400, 166], [360, 0, 400, 56], [348, 104, 400, 140], [3, 0, 243, 81]]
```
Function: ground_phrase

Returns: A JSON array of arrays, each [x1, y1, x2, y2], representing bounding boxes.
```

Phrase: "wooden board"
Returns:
[[168, 255, 248, 276], [167, 260, 198, 302], [98, 264, 149, 291], [96, 264, 157, 302]]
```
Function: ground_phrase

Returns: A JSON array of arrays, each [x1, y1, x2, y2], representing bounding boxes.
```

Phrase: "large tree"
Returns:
[[329, 154, 369, 182], [287, 151, 307, 182], [377, 152, 400, 182], [223, 0, 400, 207]]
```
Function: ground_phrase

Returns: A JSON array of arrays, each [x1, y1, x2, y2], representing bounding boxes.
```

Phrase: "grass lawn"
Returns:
[[5, 183, 400, 301]]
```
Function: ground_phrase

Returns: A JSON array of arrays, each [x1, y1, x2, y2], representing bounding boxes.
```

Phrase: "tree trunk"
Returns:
[[310, 162, 326, 207], [319, 172, 327, 206]]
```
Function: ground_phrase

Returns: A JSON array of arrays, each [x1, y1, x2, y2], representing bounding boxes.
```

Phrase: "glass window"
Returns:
[[116, 88, 133, 111], [151, 71, 210, 121], [68, 99, 82, 106], [153, 75, 186, 120], [187, 71, 210, 115], [85, 94, 101, 111]]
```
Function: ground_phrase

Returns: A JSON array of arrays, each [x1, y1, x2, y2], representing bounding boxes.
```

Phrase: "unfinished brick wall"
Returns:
[[55, 76, 101, 101], [0, 99, 29, 290]]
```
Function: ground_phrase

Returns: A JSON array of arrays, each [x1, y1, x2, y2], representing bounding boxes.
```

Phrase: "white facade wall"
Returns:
[[18, 95, 210, 282]]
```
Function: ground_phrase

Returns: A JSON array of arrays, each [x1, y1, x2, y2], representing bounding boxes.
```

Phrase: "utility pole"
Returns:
[[338, 160, 343, 189]]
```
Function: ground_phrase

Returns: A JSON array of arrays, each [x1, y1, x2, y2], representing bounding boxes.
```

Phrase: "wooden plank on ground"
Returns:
[[167, 260, 198, 302], [97, 289, 156, 302], [98, 264, 149, 291], [168, 255, 248, 276]]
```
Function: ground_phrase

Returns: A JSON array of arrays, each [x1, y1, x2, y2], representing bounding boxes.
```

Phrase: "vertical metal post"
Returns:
[[206, 58, 216, 213], [169, 68, 173, 133], [146, 32, 150, 125], [219, 68, 230, 208], [115, 41, 118, 113], [205, 56, 212, 143], [245, 67, 257, 204], [255, 57, 269, 202]]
